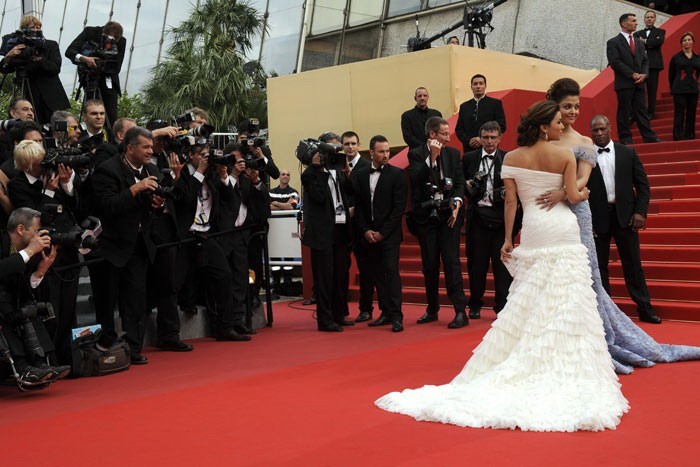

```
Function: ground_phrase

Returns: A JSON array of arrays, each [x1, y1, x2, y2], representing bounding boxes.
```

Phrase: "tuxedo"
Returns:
[[462, 148, 515, 314], [301, 166, 352, 329], [407, 144, 466, 315], [606, 32, 658, 143], [455, 96, 506, 152], [351, 163, 407, 323], [88, 156, 160, 353], [0, 39, 70, 124], [65, 26, 127, 126], [587, 142, 654, 317], [8, 171, 81, 365], [347, 156, 374, 318], [634, 26, 666, 116]]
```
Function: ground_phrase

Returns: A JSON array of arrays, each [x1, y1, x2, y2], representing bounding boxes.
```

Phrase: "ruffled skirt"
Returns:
[[375, 244, 630, 432]]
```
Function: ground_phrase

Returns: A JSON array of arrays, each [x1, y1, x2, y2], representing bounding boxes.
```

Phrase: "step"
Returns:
[[637, 228, 700, 245], [647, 173, 700, 186], [634, 138, 700, 154], [649, 198, 700, 213], [644, 213, 700, 228], [608, 261, 700, 282], [644, 160, 700, 176], [641, 152, 700, 165], [650, 184, 700, 200], [349, 287, 700, 321]]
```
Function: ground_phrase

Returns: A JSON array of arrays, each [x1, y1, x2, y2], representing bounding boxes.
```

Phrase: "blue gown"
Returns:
[[571, 146, 700, 374]]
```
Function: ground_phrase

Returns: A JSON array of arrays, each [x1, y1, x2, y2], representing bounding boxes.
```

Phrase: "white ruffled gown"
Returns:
[[375, 166, 630, 432]]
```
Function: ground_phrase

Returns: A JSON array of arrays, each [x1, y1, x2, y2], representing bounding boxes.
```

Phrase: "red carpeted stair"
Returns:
[[350, 93, 700, 322]]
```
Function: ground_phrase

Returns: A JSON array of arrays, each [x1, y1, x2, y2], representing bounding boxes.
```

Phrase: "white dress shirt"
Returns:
[[188, 165, 211, 232], [476, 149, 495, 207], [327, 169, 345, 224], [369, 163, 382, 220], [347, 154, 361, 171], [596, 142, 616, 204]]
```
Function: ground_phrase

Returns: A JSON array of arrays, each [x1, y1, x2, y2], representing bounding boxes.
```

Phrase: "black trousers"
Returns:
[[466, 213, 512, 313], [594, 205, 653, 315], [223, 230, 252, 327], [646, 68, 661, 117], [247, 226, 265, 296], [149, 244, 182, 343], [672, 93, 698, 141], [367, 239, 402, 323], [88, 240, 149, 353], [40, 249, 80, 366], [416, 217, 466, 314], [309, 225, 350, 329], [616, 86, 658, 142], [1, 318, 56, 371], [350, 226, 374, 316]]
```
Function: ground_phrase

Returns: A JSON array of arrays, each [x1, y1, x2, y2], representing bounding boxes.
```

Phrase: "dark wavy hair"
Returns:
[[516, 100, 560, 147], [546, 78, 580, 103]]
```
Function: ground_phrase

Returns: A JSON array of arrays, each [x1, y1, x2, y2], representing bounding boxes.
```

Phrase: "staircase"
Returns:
[[349, 92, 700, 322]]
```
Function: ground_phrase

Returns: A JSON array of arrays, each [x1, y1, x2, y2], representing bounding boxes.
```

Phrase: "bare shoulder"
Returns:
[[503, 147, 526, 167]]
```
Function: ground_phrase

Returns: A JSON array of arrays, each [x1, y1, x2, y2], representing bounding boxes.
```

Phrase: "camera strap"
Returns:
[[479, 155, 496, 204], [328, 170, 346, 224]]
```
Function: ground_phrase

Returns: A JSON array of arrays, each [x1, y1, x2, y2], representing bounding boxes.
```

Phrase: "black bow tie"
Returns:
[[370, 167, 383, 174], [349, 162, 354, 168], [598, 147, 611, 154], [482, 153, 495, 159], [646, 27, 653, 31]]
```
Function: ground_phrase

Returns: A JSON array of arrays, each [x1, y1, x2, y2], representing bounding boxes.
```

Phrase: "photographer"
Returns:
[[216, 143, 268, 336], [65, 22, 126, 127], [0, 15, 70, 125], [0, 207, 69, 389], [173, 143, 252, 341], [0, 98, 35, 162], [407, 116, 468, 329], [462, 121, 518, 320], [238, 118, 278, 306], [79, 99, 111, 145], [89, 127, 163, 365], [92, 117, 135, 169], [300, 139, 353, 332], [50, 110, 81, 148], [8, 140, 80, 365]]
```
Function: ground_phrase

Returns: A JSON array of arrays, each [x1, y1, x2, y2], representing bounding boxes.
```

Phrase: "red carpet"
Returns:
[[2, 301, 699, 466]]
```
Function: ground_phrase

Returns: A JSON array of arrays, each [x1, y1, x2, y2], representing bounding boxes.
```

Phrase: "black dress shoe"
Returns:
[[355, 311, 372, 323], [216, 329, 252, 341], [338, 319, 355, 326], [416, 312, 438, 324], [319, 323, 343, 332], [233, 324, 257, 335], [639, 312, 662, 324], [157, 340, 194, 351], [469, 308, 481, 319], [448, 312, 469, 329], [644, 137, 664, 143], [391, 321, 404, 333], [130, 352, 149, 365], [620, 139, 634, 145], [368, 315, 392, 327]]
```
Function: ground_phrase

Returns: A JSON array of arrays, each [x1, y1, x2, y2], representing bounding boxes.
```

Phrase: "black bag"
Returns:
[[71, 330, 131, 377]]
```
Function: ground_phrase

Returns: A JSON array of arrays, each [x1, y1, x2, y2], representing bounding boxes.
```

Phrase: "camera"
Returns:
[[296, 138, 346, 171], [161, 114, 214, 157], [422, 181, 454, 222], [41, 205, 102, 254], [466, 170, 488, 200], [78, 34, 119, 75], [41, 148, 92, 171], [0, 29, 45, 61], [0, 118, 21, 132]]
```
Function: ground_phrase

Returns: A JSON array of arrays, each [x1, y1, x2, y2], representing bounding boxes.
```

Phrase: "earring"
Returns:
[[545, 131, 549, 142]]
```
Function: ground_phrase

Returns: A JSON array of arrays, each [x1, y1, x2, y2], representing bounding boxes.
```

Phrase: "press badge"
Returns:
[[105, 76, 113, 89], [335, 204, 346, 224]]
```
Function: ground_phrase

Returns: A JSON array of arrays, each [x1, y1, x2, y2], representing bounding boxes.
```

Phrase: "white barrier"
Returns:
[[268, 210, 302, 266]]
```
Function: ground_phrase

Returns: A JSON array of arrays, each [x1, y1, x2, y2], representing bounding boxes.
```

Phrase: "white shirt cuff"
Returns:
[[19, 250, 31, 263], [222, 175, 232, 186], [30, 273, 43, 288], [44, 189, 56, 198], [193, 172, 205, 182]]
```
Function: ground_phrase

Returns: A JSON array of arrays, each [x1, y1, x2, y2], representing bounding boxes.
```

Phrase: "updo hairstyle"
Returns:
[[516, 100, 560, 147], [546, 78, 580, 104]]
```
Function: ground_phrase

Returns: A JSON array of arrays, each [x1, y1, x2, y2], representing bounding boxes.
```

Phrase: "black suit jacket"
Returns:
[[407, 144, 465, 224], [0, 39, 70, 112], [462, 148, 507, 219], [607, 33, 649, 90], [587, 143, 651, 234], [455, 96, 506, 151], [351, 164, 407, 245], [91, 157, 159, 266], [65, 26, 126, 95], [634, 26, 665, 70], [173, 166, 230, 239], [215, 173, 267, 255], [401, 106, 442, 150], [8, 172, 78, 231], [301, 166, 351, 250]]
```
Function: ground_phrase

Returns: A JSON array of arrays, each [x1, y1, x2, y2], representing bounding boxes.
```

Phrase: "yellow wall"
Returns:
[[267, 45, 599, 180]]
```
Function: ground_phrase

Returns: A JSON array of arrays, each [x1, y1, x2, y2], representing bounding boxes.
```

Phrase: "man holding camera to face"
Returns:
[[407, 116, 468, 329], [462, 121, 517, 320]]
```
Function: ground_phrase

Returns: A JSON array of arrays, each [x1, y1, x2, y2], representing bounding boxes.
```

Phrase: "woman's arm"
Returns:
[[564, 154, 589, 203]]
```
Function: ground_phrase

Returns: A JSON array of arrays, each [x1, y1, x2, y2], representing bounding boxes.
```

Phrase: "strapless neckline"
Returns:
[[502, 165, 562, 176]]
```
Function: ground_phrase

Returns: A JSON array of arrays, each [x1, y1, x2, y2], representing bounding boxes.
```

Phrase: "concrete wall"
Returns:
[[381, 0, 671, 71]]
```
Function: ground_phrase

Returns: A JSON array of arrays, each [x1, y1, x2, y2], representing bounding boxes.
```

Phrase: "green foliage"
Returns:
[[142, 0, 270, 129]]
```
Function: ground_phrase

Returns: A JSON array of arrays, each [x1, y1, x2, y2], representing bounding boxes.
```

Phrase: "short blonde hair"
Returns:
[[19, 15, 42, 30], [14, 140, 46, 172]]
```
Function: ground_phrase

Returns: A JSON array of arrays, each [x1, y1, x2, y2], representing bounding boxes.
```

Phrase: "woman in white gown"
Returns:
[[375, 101, 629, 432]]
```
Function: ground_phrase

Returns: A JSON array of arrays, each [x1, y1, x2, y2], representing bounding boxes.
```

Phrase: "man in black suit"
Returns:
[[607, 13, 661, 145], [408, 116, 468, 328], [462, 121, 515, 319], [342, 130, 374, 322], [8, 140, 81, 365], [351, 135, 407, 332], [0, 15, 70, 125], [455, 74, 507, 153], [588, 115, 660, 324], [89, 127, 164, 364], [401, 87, 442, 151], [634, 10, 666, 119], [65, 21, 126, 127], [301, 143, 353, 332]]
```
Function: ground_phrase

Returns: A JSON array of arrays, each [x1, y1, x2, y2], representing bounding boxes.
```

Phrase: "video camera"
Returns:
[[296, 138, 346, 171], [422, 179, 454, 222], [78, 33, 120, 75], [0, 118, 21, 132], [0, 29, 46, 61]]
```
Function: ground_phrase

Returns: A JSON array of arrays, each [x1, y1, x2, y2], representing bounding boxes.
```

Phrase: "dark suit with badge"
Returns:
[[634, 26, 665, 117], [351, 163, 407, 325]]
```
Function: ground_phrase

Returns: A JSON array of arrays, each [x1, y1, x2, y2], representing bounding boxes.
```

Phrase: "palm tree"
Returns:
[[142, 0, 265, 129]]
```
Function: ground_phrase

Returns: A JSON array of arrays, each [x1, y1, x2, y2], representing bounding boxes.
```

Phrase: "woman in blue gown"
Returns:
[[537, 78, 700, 374]]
